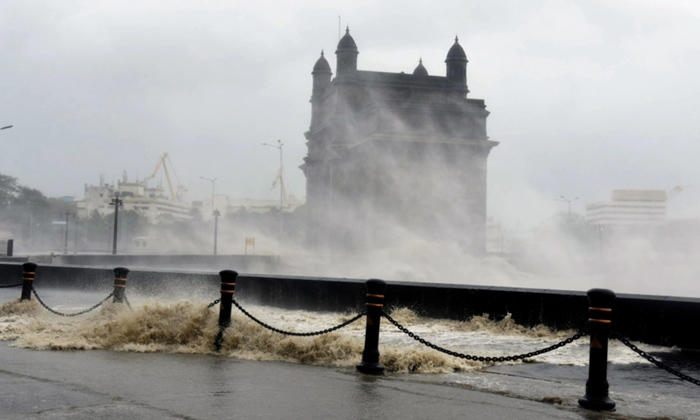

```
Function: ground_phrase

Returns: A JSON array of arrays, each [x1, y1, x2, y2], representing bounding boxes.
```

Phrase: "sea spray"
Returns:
[[0, 299, 41, 341], [216, 312, 473, 372], [0, 298, 41, 317], [93, 301, 220, 353], [0, 299, 220, 352], [0, 296, 664, 371]]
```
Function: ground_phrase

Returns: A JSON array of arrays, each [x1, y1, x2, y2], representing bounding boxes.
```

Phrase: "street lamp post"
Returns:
[[262, 139, 284, 241], [213, 209, 221, 255], [110, 193, 123, 255], [28, 211, 33, 249], [200, 177, 219, 255], [74, 217, 79, 254], [555, 195, 579, 222], [60, 212, 74, 254], [200, 176, 216, 200], [200, 176, 217, 216]]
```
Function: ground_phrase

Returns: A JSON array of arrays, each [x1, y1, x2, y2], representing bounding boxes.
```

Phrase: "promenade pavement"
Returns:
[[0, 342, 608, 420]]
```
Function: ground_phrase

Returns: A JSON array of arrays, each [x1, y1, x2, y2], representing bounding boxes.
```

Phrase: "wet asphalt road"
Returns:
[[0, 342, 608, 420]]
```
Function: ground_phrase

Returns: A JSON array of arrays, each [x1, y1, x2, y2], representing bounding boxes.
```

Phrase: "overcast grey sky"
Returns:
[[2, 0, 699, 228]]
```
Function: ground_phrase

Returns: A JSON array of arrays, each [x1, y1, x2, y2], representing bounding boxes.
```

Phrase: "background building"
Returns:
[[586, 189, 669, 226], [193, 195, 305, 221], [76, 175, 192, 224]]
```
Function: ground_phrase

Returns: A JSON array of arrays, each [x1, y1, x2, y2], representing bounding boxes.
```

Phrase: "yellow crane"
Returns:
[[667, 185, 690, 202], [144, 153, 187, 201]]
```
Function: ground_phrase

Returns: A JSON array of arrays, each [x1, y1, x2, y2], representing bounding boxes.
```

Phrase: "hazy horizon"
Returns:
[[2, 0, 699, 233]]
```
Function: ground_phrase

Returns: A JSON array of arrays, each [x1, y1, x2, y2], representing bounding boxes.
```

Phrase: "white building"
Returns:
[[227, 196, 305, 214], [193, 195, 306, 221], [76, 177, 192, 223], [586, 190, 667, 226]]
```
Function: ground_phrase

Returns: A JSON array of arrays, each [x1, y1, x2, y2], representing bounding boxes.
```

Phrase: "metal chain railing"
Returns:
[[207, 298, 221, 309], [123, 294, 133, 311], [0, 283, 23, 288], [31, 285, 115, 317], [613, 332, 700, 386], [231, 298, 366, 336], [382, 311, 586, 363]]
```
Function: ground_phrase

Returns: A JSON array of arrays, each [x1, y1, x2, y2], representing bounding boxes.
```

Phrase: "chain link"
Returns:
[[612, 331, 700, 386], [0, 283, 23, 288], [31, 285, 115, 317], [231, 298, 366, 336], [207, 298, 221, 309], [382, 311, 586, 363], [123, 294, 133, 311]]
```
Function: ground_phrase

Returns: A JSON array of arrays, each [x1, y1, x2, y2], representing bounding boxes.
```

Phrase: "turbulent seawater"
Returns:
[[0, 289, 583, 369], [1, 288, 699, 418]]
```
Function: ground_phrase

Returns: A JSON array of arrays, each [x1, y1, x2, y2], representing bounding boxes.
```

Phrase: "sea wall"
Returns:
[[51, 254, 279, 273], [0, 263, 220, 296], [1, 262, 698, 350], [0, 257, 28, 263]]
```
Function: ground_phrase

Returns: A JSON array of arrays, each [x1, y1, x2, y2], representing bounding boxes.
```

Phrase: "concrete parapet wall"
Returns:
[[1, 262, 698, 350], [0, 263, 220, 296], [51, 254, 279, 273], [0, 257, 28, 263]]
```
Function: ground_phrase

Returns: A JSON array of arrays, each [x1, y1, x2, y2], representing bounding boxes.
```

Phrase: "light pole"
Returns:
[[200, 176, 216, 199], [74, 217, 79, 254], [555, 195, 578, 222], [110, 193, 123, 255], [262, 139, 284, 241], [201, 177, 220, 254], [60, 212, 74, 254], [200, 176, 217, 214], [213, 209, 220, 255], [28, 211, 33, 249]]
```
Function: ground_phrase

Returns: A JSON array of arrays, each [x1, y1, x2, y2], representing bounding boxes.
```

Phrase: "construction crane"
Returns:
[[667, 185, 690, 202], [271, 166, 289, 202], [144, 153, 187, 201]]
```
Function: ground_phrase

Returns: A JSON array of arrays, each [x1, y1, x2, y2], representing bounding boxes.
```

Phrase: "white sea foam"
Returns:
[[0, 292, 667, 373]]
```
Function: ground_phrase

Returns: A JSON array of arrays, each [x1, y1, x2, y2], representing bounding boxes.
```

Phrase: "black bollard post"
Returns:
[[579, 288, 616, 411], [215, 270, 238, 351], [112, 267, 129, 303], [356, 278, 387, 375], [20, 262, 37, 301]]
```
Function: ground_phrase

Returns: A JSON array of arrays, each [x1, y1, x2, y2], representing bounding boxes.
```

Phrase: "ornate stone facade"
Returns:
[[302, 29, 498, 254]]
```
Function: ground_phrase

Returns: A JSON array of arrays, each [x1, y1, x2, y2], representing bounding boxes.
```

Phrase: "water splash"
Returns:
[[0, 297, 668, 373], [0, 298, 41, 317]]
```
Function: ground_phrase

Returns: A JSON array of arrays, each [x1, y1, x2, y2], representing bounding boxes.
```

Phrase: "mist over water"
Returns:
[[6, 208, 698, 299], [270, 227, 700, 299], [0, 290, 666, 372]]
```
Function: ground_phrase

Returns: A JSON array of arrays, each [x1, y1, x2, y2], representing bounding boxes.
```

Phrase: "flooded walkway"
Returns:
[[1, 342, 592, 420], [1, 289, 698, 419]]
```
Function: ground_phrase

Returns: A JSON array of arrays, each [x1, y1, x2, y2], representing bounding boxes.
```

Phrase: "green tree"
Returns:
[[14, 186, 50, 209], [1, 172, 58, 249], [0, 173, 19, 207]]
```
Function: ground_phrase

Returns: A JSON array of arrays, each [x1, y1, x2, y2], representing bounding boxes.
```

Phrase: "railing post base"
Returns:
[[356, 361, 385, 375], [578, 395, 616, 411]]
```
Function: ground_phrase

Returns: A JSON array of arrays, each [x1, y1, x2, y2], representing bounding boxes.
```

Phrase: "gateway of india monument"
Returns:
[[302, 29, 498, 255]]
